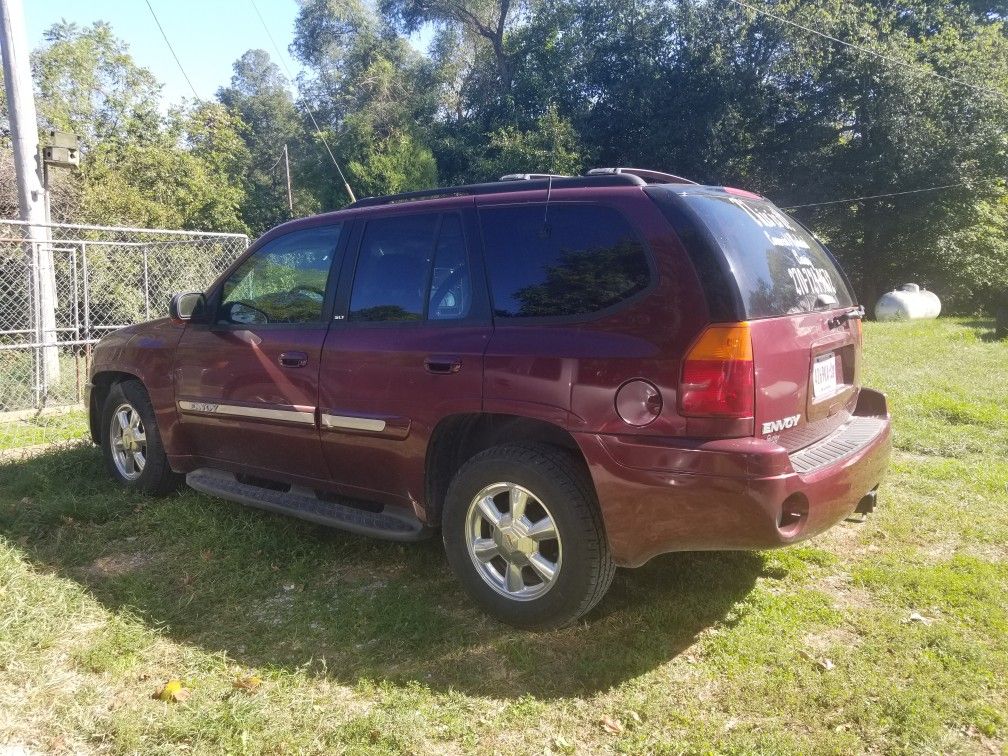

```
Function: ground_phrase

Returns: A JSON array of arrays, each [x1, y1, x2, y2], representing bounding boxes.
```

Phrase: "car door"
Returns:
[[317, 205, 491, 514], [173, 222, 347, 483]]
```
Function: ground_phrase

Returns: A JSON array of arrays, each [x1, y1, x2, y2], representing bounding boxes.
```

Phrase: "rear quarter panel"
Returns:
[[480, 188, 711, 436]]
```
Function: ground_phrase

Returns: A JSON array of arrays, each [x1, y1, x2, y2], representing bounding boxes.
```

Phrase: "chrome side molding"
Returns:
[[320, 414, 387, 433], [177, 399, 315, 425]]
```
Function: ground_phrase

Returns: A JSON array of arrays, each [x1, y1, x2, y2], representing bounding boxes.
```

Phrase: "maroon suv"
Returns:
[[87, 168, 891, 629]]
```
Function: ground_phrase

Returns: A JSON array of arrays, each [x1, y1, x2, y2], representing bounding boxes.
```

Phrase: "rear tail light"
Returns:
[[679, 323, 755, 417]]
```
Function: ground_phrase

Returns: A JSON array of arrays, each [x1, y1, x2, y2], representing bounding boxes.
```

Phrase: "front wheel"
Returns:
[[442, 443, 615, 630], [101, 380, 181, 495]]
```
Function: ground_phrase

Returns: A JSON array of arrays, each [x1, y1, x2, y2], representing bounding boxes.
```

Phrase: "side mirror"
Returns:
[[169, 292, 207, 322]]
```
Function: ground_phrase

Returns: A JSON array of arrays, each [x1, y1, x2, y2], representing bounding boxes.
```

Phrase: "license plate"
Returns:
[[812, 352, 839, 397]]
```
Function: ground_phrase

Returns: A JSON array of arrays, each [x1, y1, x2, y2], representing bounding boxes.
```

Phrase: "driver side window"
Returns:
[[220, 225, 342, 324]]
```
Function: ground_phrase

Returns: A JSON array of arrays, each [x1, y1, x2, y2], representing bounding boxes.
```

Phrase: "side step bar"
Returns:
[[186, 468, 430, 542]]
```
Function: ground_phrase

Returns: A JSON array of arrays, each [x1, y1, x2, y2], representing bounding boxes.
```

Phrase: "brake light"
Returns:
[[679, 323, 755, 417]]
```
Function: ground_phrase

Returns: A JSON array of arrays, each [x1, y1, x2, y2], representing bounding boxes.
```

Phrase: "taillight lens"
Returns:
[[679, 323, 755, 417]]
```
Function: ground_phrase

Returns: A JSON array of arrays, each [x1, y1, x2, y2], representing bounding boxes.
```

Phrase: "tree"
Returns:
[[32, 21, 161, 149], [29, 23, 247, 232], [380, 0, 521, 103], [292, 0, 440, 202], [79, 102, 247, 231], [476, 104, 582, 180], [218, 50, 313, 234]]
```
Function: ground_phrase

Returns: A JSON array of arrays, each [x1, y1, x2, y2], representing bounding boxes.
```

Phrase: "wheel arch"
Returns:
[[424, 413, 594, 526], [89, 370, 143, 444]]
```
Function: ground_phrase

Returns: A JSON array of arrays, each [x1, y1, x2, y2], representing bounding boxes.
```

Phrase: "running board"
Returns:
[[186, 468, 429, 542]]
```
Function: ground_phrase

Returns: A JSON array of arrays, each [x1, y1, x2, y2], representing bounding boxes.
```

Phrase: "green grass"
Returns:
[[0, 408, 89, 452], [1, 318, 1006, 753]]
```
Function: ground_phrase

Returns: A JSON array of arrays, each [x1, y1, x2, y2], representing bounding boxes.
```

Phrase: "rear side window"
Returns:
[[681, 194, 855, 318], [479, 204, 651, 318], [348, 213, 473, 322], [349, 214, 438, 322]]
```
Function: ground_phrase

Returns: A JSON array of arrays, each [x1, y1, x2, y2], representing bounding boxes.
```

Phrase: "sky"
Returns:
[[25, 0, 428, 105]]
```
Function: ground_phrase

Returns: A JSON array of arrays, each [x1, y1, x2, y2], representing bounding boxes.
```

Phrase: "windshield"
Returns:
[[682, 193, 855, 318]]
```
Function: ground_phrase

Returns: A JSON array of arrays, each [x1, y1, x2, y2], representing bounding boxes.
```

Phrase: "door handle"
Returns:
[[424, 356, 462, 374], [279, 351, 309, 368]]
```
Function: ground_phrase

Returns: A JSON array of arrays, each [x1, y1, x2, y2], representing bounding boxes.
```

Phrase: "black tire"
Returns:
[[442, 443, 615, 630], [100, 380, 181, 495]]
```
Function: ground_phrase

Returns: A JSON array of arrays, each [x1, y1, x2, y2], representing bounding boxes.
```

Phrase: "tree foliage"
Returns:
[[10, 1, 1008, 312]]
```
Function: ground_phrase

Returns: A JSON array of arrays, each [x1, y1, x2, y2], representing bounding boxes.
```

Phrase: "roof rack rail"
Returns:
[[587, 167, 698, 185], [498, 173, 571, 181], [348, 173, 646, 209]]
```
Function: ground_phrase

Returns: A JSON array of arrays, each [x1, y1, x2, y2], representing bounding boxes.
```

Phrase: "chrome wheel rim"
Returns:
[[109, 402, 146, 481], [465, 482, 562, 601]]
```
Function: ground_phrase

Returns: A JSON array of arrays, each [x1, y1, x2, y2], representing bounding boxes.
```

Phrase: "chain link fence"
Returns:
[[1, 218, 248, 453]]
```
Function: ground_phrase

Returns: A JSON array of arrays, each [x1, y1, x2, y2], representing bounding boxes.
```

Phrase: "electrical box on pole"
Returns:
[[42, 130, 81, 168]]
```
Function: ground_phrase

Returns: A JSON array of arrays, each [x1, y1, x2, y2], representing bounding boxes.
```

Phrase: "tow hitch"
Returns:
[[854, 487, 878, 516]]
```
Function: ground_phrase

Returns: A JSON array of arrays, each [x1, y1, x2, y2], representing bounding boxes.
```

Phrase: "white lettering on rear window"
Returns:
[[787, 266, 837, 297], [727, 199, 838, 299]]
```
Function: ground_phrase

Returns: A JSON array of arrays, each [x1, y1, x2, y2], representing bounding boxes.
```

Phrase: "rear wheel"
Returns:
[[443, 443, 614, 629], [101, 380, 181, 495]]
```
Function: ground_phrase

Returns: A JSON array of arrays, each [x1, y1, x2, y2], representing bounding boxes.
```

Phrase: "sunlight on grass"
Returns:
[[0, 318, 1006, 753]]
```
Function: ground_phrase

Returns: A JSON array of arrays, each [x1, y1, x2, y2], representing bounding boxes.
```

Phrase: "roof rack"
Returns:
[[498, 173, 571, 181], [348, 173, 646, 208], [587, 167, 698, 185]]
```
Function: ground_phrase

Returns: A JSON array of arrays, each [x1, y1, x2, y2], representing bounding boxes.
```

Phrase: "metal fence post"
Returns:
[[142, 243, 151, 321]]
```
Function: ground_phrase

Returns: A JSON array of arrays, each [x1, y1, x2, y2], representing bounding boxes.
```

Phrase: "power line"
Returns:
[[248, 0, 357, 203], [143, 0, 200, 100], [728, 0, 1008, 105], [781, 177, 1004, 210]]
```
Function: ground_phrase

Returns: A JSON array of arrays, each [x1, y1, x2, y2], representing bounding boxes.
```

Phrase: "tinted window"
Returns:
[[220, 225, 342, 324], [682, 194, 855, 318], [428, 214, 472, 321], [349, 214, 438, 322], [479, 204, 650, 318]]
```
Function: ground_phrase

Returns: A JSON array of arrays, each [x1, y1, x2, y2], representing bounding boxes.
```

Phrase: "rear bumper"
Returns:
[[575, 388, 892, 567]]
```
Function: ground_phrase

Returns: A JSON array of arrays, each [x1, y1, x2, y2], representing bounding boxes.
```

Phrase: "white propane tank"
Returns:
[[874, 283, 942, 321]]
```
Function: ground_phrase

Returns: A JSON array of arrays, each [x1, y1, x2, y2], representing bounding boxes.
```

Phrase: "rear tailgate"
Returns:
[[750, 311, 860, 451], [668, 189, 862, 451]]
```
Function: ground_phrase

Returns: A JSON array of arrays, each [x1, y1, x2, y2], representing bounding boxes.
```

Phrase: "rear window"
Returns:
[[479, 203, 651, 319], [682, 194, 855, 318]]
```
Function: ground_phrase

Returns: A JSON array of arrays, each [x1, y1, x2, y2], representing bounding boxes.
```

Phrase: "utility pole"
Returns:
[[282, 143, 293, 215], [2, 0, 59, 398]]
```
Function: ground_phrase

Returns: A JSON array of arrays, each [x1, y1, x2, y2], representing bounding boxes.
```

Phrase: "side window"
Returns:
[[349, 214, 438, 322], [479, 204, 651, 318], [348, 213, 472, 323], [428, 214, 472, 321], [220, 225, 342, 324]]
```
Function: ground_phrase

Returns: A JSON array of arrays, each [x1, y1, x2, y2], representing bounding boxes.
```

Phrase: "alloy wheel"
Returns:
[[464, 482, 563, 601], [109, 402, 147, 481]]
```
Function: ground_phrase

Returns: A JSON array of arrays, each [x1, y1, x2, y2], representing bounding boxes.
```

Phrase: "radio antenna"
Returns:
[[540, 174, 553, 238]]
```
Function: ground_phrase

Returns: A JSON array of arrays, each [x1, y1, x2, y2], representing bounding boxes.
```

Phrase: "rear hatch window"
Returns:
[[679, 193, 855, 319], [649, 188, 863, 452]]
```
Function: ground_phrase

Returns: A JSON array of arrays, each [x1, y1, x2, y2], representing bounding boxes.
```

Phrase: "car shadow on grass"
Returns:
[[1, 444, 764, 699], [959, 317, 1006, 342]]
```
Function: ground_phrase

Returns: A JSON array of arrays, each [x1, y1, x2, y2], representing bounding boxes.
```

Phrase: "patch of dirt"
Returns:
[[921, 540, 1008, 563], [817, 516, 872, 557], [803, 626, 861, 654], [817, 572, 874, 612], [85, 551, 159, 578], [332, 560, 407, 586]]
